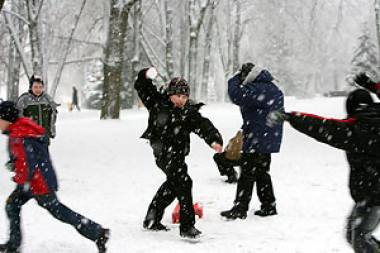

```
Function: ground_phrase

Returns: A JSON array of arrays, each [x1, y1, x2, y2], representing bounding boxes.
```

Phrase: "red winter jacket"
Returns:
[[7, 118, 58, 195]]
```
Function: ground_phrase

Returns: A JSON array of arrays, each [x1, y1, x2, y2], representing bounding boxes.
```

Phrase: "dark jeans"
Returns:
[[213, 152, 239, 177], [233, 153, 275, 211], [5, 186, 103, 249], [145, 151, 195, 231], [346, 202, 380, 253]]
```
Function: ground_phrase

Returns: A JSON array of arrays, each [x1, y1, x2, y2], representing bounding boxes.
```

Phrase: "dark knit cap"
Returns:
[[0, 101, 19, 123], [29, 75, 44, 89], [166, 77, 190, 96], [346, 89, 373, 116]]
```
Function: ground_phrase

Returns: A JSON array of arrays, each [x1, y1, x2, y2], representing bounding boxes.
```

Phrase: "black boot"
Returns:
[[254, 204, 277, 217], [225, 171, 238, 184], [180, 226, 202, 239], [96, 229, 110, 253], [143, 219, 169, 231], [220, 206, 247, 220], [0, 244, 20, 253]]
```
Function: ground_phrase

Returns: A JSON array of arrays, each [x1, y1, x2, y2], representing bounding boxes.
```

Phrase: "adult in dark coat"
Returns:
[[270, 88, 380, 253], [134, 67, 223, 239], [0, 101, 109, 253], [221, 63, 284, 220]]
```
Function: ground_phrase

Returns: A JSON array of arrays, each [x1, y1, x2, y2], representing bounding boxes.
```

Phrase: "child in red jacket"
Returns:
[[0, 101, 109, 253]]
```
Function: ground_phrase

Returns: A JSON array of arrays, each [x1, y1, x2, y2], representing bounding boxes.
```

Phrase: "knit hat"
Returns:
[[346, 89, 373, 116], [29, 75, 44, 89], [166, 77, 190, 96], [0, 101, 19, 123]]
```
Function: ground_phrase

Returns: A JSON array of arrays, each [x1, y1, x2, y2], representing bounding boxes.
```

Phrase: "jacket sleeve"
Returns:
[[134, 69, 164, 110], [227, 74, 272, 108], [16, 95, 26, 117], [46, 95, 58, 138], [288, 112, 363, 152], [189, 111, 223, 147]]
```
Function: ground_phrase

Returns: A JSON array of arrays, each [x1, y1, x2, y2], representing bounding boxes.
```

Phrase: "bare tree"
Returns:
[[101, 0, 139, 119], [49, 0, 87, 99]]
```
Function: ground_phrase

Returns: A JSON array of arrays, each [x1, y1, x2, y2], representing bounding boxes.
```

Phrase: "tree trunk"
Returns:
[[165, 0, 174, 78], [201, 1, 217, 101], [101, 0, 138, 119], [50, 0, 87, 99], [26, 0, 44, 79], [375, 0, 380, 76], [232, 0, 241, 73]]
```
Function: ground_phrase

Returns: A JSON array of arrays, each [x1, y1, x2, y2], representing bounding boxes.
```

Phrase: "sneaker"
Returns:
[[225, 171, 238, 184], [254, 205, 277, 217], [0, 244, 20, 253], [96, 229, 110, 253], [143, 220, 170, 231], [180, 226, 202, 239], [220, 207, 247, 220]]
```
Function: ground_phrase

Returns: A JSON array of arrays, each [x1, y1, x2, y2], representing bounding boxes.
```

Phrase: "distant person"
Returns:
[[0, 101, 109, 253], [221, 63, 284, 220], [17, 75, 58, 140], [71, 86, 81, 111]]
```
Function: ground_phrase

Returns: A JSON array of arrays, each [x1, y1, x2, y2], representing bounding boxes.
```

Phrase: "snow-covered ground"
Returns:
[[0, 96, 371, 252]]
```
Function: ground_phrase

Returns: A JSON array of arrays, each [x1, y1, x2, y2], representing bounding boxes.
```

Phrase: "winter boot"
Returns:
[[254, 204, 277, 217], [96, 228, 110, 253], [143, 219, 170, 231], [220, 206, 247, 220], [225, 171, 238, 184], [180, 226, 202, 239], [0, 244, 20, 253]]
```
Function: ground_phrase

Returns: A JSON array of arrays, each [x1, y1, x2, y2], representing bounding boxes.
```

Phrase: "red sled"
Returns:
[[172, 202, 203, 224]]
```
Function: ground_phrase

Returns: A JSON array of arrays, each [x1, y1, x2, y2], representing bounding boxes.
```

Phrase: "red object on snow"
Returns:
[[172, 202, 203, 224]]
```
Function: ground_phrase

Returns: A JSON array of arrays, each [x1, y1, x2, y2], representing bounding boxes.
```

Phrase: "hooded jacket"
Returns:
[[228, 70, 284, 153], [6, 117, 58, 195]]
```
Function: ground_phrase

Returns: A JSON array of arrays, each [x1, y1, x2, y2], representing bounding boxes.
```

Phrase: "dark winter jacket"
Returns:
[[228, 71, 284, 153], [17, 91, 57, 138], [6, 117, 58, 195], [134, 69, 223, 158], [72, 87, 78, 105], [288, 107, 380, 206]]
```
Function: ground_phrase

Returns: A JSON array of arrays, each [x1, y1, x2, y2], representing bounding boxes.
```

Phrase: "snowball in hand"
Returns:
[[146, 67, 158, 80]]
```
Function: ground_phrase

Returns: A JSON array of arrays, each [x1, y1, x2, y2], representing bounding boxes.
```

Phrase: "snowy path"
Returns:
[[0, 97, 370, 252]]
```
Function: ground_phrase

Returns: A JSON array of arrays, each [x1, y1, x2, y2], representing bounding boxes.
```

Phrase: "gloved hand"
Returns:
[[267, 110, 290, 127], [137, 68, 150, 80], [240, 62, 255, 81], [354, 73, 375, 89], [5, 160, 15, 172]]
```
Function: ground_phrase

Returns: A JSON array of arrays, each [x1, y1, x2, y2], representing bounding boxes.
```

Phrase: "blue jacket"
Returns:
[[228, 70, 284, 153]]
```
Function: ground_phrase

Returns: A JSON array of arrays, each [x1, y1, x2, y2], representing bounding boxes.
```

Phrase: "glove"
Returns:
[[354, 73, 375, 89], [267, 110, 290, 127], [240, 62, 255, 81], [5, 160, 15, 172]]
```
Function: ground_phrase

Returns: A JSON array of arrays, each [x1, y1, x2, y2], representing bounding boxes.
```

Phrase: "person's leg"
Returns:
[[2, 187, 31, 250], [220, 153, 255, 219], [213, 153, 238, 183], [143, 180, 176, 229], [346, 202, 380, 253], [254, 154, 277, 216], [35, 193, 104, 242]]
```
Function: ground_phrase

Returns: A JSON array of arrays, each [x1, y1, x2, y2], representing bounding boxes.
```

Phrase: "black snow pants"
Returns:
[[145, 145, 195, 231], [346, 201, 380, 253], [213, 152, 239, 177], [233, 153, 275, 211]]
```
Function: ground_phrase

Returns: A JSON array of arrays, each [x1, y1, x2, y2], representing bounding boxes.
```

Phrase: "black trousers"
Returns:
[[145, 149, 195, 230], [213, 152, 239, 177], [346, 202, 380, 253], [233, 153, 275, 211], [5, 186, 103, 249]]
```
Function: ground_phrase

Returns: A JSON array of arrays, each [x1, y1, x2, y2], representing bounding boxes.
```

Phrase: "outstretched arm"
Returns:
[[190, 111, 223, 148], [134, 68, 164, 110]]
